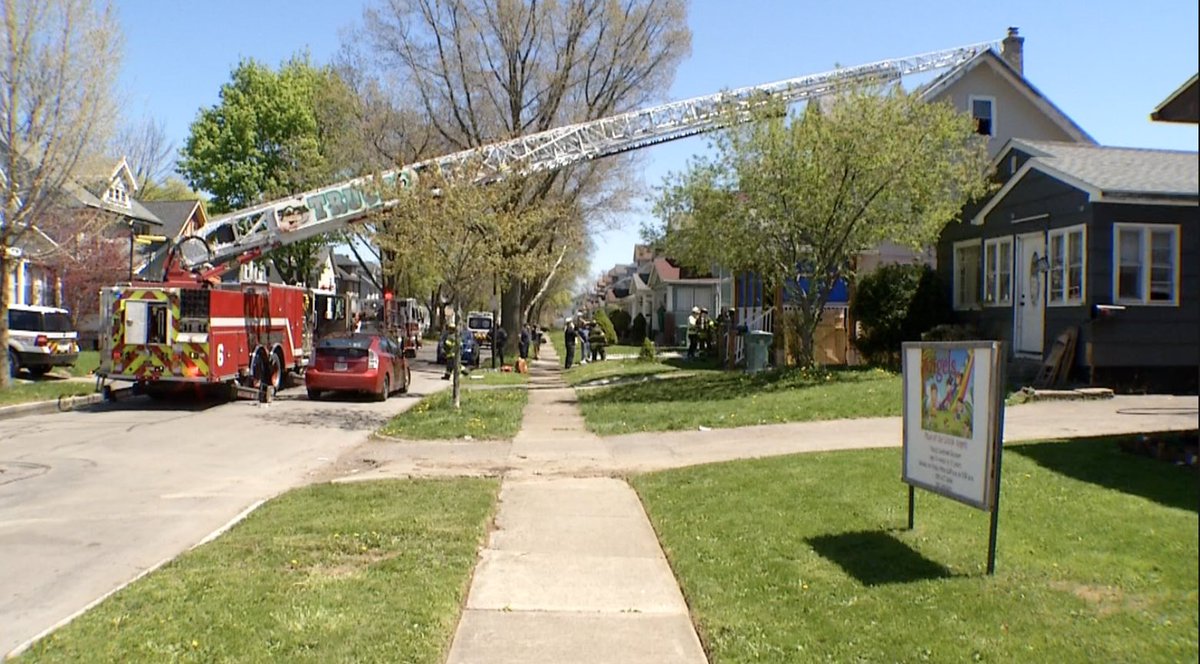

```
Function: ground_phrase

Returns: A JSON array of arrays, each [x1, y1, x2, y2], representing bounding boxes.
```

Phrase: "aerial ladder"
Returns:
[[160, 40, 997, 283]]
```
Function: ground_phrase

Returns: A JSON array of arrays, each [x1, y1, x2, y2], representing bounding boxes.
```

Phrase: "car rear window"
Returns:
[[317, 336, 373, 350], [43, 312, 73, 332], [8, 310, 40, 331], [468, 316, 492, 330], [7, 310, 74, 332]]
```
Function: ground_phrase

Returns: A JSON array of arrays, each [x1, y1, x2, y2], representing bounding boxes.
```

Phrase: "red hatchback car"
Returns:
[[306, 333, 410, 401]]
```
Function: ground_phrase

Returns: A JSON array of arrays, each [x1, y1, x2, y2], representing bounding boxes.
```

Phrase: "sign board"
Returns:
[[901, 341, 1004, 511]]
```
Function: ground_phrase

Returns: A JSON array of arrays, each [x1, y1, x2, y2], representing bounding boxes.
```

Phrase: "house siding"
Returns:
[[939, 167, 1199, 388], [1085, 202, 1199, 368], [939, 172, 1094, 364], [931, 62, 1081, 156]]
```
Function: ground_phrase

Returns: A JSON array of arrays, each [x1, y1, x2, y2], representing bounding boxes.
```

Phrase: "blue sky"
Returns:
[[116, 0, 1198, 282]]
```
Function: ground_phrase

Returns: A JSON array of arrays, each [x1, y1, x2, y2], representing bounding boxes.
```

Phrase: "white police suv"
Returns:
[[7, 304, 79, 378]]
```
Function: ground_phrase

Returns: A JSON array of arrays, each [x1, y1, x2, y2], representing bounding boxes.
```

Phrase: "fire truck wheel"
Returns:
[[267, 350, 284, 391], [375, 375, 390, 402]]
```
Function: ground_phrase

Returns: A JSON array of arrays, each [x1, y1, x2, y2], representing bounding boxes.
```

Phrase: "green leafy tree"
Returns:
[[376, 162, 565, 408], [139, 177, 202, 202], [655, 87, 991, 367], [178, 55, 356, 284]]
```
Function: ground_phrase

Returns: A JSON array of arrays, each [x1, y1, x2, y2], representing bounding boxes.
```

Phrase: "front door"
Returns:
[[1014, 232, 1046, 355]]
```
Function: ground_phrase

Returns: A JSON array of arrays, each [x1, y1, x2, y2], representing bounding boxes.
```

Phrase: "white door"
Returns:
[[1014, 232, 1046, 355], [124, 301, 148, 345]]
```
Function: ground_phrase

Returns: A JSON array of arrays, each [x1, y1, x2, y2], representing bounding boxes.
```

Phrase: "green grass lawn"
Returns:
[[19, 479, 498, 663], [563, 357, 685, 387], [578, 365, 901, 435], [461, 369, 529, 386], [0, 379, 96, 406], [377, 383, 527, 440], [632, 435, 1199, 663], [604, 343, 646, 356], [67, 350, 99, 377]]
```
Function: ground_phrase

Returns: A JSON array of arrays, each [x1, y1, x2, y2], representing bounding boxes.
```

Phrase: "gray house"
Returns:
[[937, 139, 1199, 390]]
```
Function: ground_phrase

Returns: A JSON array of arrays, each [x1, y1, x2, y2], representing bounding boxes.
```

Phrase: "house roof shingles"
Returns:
[[141, 200, 200, 238], [1011, 139, 1199, 201]]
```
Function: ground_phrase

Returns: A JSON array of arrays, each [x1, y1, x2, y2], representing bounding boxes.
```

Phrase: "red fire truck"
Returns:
[[97, 280, 350, 400]]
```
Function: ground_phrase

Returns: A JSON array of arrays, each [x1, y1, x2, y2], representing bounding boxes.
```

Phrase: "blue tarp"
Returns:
[[736, 272, 849, 306]]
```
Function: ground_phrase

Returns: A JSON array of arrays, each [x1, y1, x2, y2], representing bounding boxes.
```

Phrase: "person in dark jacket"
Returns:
[[519, 324, 531, 359], [564, 322, 577, 369], [490, 325, 509, 367]]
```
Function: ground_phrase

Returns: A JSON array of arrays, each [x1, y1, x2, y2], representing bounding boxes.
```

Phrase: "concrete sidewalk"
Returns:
[[445, 347, 707, 664]]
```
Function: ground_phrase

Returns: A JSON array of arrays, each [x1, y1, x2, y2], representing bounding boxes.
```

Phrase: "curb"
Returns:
[[0, 393, 105, 422]]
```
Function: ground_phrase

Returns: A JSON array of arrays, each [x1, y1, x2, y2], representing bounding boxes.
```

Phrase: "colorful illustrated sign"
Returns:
[[902, 341, 1003, 511], [920, 347, 975, 439]]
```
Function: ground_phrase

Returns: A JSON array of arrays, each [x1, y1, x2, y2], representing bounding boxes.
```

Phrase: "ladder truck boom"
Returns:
[[168, 41, 996, 281]]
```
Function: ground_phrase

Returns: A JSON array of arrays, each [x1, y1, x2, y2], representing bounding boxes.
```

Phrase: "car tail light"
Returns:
[[368, 350, 379, 369], [35, 335, 48, 346]]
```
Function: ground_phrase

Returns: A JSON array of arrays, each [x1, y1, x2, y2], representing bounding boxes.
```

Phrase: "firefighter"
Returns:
[[589, 319, 607, 361], [442, 323, 461, 380], [686, 306, 700, 360], [700, 307, 715, 357]]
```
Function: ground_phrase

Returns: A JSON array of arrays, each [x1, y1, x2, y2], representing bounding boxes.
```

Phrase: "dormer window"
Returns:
[[104, 180, 132, 210], [970, 96, 995, 137]]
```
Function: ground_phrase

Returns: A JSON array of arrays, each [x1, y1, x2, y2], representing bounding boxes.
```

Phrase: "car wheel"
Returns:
[[375, 375, 390, 402], [7, 349, 19, 378], [307, 388, 322, 401], [29, 365, 51, 377]]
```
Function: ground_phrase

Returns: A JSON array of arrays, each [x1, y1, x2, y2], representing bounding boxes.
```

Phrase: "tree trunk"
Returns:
[[501, 280, 523, 356], [451, 297, 461, 409], [0, 250, 11, 388]]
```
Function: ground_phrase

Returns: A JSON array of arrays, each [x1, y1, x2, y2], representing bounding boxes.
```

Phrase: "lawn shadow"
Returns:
[[807, 530, 953, 586], [1007, 432, 1199, 514]]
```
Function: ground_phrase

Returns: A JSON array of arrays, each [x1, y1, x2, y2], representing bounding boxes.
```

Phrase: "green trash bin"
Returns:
[[676, 324, 689, 348], [744, 330, 773, 373]]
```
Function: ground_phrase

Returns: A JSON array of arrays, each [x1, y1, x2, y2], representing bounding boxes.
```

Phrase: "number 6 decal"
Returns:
[[217, 343, 225, 367]]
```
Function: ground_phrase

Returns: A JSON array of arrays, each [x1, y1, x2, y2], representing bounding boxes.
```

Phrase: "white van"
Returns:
[[7, 304, 80, 377]]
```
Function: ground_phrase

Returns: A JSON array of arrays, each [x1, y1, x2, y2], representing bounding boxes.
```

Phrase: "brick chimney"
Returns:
[[1001, 27, 1024, 75]]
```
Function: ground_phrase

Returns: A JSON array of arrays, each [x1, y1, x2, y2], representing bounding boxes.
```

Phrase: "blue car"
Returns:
[[436, 329, 480, 367]]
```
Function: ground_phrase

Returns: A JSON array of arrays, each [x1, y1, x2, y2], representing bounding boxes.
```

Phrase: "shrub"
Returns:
[[851, 263, 950, 368], [592, 309, 618, 348], [922, 323, 982, 341], [638, 337, 657, 362], [608, 308, 631, 341], [630, 313, 648, 343]]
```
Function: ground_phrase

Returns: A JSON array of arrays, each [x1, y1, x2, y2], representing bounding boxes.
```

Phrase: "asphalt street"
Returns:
[[0, 348, 448, 657]]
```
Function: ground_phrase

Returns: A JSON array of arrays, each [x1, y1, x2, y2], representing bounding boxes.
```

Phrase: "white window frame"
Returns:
[[1112, 223, 1180, 306], [983, 237, 1013, 306], [1047, 224, 1087, 307], [968, 95, 997, 137], [953, 239, 982, 311]]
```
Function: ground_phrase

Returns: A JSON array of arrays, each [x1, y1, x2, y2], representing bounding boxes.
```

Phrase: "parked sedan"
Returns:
[[306, 333, 409, 401], [435, 329, 480, 367]]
